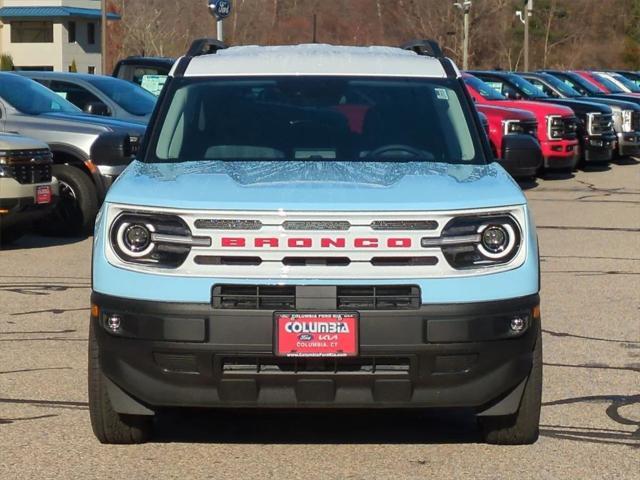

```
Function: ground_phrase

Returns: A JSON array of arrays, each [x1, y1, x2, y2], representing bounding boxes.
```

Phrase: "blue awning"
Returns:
[[0, 7, 121, 20]]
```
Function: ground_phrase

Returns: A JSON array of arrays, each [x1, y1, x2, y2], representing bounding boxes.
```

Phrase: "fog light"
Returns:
[[107, 314, 122, 333], [510, 317, 527, 333]]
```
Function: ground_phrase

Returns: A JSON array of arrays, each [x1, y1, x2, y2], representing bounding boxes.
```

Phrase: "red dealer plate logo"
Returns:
[[274, 312, 359, 358], [36, 185, 51, 205]]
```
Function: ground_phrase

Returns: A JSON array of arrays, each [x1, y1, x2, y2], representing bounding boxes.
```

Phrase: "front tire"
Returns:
[[41, 165, 98, 237], [478, 325, 543, 445], [88, 320, 153, 444]]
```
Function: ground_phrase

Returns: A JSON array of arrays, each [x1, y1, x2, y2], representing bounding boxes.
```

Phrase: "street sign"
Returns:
[[208, 0, 232, 20]]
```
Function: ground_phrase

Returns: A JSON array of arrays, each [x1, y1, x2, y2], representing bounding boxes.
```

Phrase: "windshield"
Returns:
[[151, 76, 483, 165], [506, 74, 548, 98], [590, 73, 626, 93], [86, 76, 157, 115], [463, 75, 506, 100], [607, 73, 640, 93], [538, 73, 581, 97], [0, 74, 81, 115], [560, 72, 603, 95]]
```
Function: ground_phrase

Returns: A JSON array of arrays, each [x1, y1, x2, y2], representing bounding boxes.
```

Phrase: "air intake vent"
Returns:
[[337, 285, 421, 310], [212, 285, 296, 310], [221, 356, 411, 375]]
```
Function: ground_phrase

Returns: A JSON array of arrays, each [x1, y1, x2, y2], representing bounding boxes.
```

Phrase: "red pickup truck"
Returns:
[[476, 104, 540, 177], [464, 73, 579, 170]]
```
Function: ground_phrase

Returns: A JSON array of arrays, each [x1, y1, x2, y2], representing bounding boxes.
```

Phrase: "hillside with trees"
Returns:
[[106, 0, 638, 71]]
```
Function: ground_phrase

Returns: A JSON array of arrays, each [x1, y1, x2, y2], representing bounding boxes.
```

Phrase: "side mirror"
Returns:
[[84, 101, 111, 116], [499, 134, 542, 179], [91, 132, 135, 168]]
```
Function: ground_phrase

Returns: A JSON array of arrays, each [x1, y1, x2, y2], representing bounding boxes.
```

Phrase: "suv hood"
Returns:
[[107, 160, 526, 211]]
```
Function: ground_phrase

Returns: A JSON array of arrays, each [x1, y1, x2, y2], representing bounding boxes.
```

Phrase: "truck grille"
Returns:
[[562, 116, 578, 140], [632, 112, 640, 131], [221, 356, 411, 375], [212, 285, 421, 310], [4, 149, 52, 184], [588, 113, 614, 136]]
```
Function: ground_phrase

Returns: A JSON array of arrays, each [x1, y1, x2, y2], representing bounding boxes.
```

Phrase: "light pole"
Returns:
[[517, 0, 533, 71], [101, 0, 107, 74], [454, 1, 472, 70]]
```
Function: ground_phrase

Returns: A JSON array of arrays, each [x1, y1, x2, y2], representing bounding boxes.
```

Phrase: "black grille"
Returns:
[[4, 149, 52, 184], [632, 112, 640, 131], [562, 116, 578, 140], [212, 284, 421, 310], [221, 356, 411, 375], [212, 285, 296, 310], [337, 285, 421, 310]]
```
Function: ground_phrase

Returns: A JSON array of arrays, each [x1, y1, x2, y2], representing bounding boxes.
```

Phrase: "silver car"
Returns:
[[0, 73, 146, 235], [16, 71, 157, 124]]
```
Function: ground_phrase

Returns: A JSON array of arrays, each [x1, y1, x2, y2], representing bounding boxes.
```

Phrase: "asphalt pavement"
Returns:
[[1, 160, 639, 479]]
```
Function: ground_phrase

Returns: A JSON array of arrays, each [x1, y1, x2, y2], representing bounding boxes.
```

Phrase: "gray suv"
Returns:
[[0, 73, 146, 235]]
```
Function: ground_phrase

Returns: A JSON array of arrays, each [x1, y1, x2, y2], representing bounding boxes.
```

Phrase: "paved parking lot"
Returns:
[[1, 161, 639, 479]]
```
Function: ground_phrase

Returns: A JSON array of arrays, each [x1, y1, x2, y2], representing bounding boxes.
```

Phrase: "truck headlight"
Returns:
[[504, 120, 524, 135], [547, 115, 564, 140], [110, 212, 210, 268], [622, 110, 633, 132], [425, 215, 522, 269]]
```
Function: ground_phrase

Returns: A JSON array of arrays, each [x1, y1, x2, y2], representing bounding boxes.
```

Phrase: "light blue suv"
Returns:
[[89, 39, 543, 445]]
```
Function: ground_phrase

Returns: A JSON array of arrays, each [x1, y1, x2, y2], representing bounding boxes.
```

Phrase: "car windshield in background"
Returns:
[[563, 73, 603, 95], [506, 74, 547, 98], [589, 73, 625, 93], [539, 74, 582, 97], [152, 76, 482, 165], [0, 74, 81, 115], [608, 73, 640, 93], [86, 76, 157, 116], [464, 75, 506, 100]]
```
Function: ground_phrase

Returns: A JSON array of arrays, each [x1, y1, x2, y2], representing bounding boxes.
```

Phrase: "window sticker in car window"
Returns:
[[140, 75, 167, 96], [55, 91, 68, 100], [435, 88, 448, 100]]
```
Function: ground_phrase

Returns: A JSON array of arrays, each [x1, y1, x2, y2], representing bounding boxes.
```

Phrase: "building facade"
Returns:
[[0, 0, 118, 73]]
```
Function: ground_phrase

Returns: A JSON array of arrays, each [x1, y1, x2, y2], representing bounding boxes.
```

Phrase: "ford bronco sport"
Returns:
[[89, 40, 542, 445]]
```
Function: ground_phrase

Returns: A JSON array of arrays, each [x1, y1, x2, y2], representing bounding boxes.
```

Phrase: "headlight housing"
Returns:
[[109, 212, 211, 268], [424, 215, 522, 269], [504, 120, 525, 135], [547, 115, 564, 140]]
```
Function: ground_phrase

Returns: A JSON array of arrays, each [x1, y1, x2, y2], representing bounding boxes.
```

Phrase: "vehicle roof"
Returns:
[[16, 71, 126, 83], [118, 56, 175, 65], [182, 44, 449, 78]]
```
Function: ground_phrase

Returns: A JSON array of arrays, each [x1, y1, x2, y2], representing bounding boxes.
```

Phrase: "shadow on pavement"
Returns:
[[153, 408, 482, 445], [612, 156, 639, 166], [517, 178, 539, 190], [0, 234, 89, 251], [540, 170, 574, 181]]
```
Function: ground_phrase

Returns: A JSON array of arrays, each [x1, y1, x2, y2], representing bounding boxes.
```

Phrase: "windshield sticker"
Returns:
[[435, 88, 448, 100], [140, 75, 167, 96], [55, 91, 68, 100]]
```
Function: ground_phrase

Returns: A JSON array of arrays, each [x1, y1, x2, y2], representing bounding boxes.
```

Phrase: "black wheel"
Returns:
[[88, 320, 153, 444], [478, 325, 542, 445], [40, 165, 98, 237]]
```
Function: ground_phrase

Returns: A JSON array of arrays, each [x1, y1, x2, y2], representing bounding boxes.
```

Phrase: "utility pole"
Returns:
[[101, 0, 107, 74], [454, 1, 472, 70], [524, 0, 533, 72]]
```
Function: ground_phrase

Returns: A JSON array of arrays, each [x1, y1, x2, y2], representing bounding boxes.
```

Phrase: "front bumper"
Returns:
[[617, 132, 640, 156], [540, 140, 578, 169], [0, 178, 59, 228], [582, 134, 616, 163], [92, 291, 540, 413]]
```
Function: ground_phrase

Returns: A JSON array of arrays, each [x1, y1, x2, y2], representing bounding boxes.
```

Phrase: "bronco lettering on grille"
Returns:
[[219, 237, 413, 248]]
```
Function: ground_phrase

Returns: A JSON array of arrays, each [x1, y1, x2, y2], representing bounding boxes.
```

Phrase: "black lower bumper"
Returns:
[[91, 292, 540, 413], [0, 196, 58, 229]]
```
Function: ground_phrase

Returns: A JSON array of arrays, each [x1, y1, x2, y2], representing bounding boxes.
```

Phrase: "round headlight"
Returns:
[[116, 222, 154, 257], [478, 223, 516, 259]]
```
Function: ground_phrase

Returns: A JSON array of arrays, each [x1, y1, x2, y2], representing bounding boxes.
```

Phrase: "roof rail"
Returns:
[[186, 38, 228, 57], [400, 39, 443, 59]]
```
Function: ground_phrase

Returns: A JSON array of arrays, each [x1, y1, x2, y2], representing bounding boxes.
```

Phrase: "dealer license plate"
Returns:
[[36, 185, 51, 205], [274, 312, 359, 358]]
